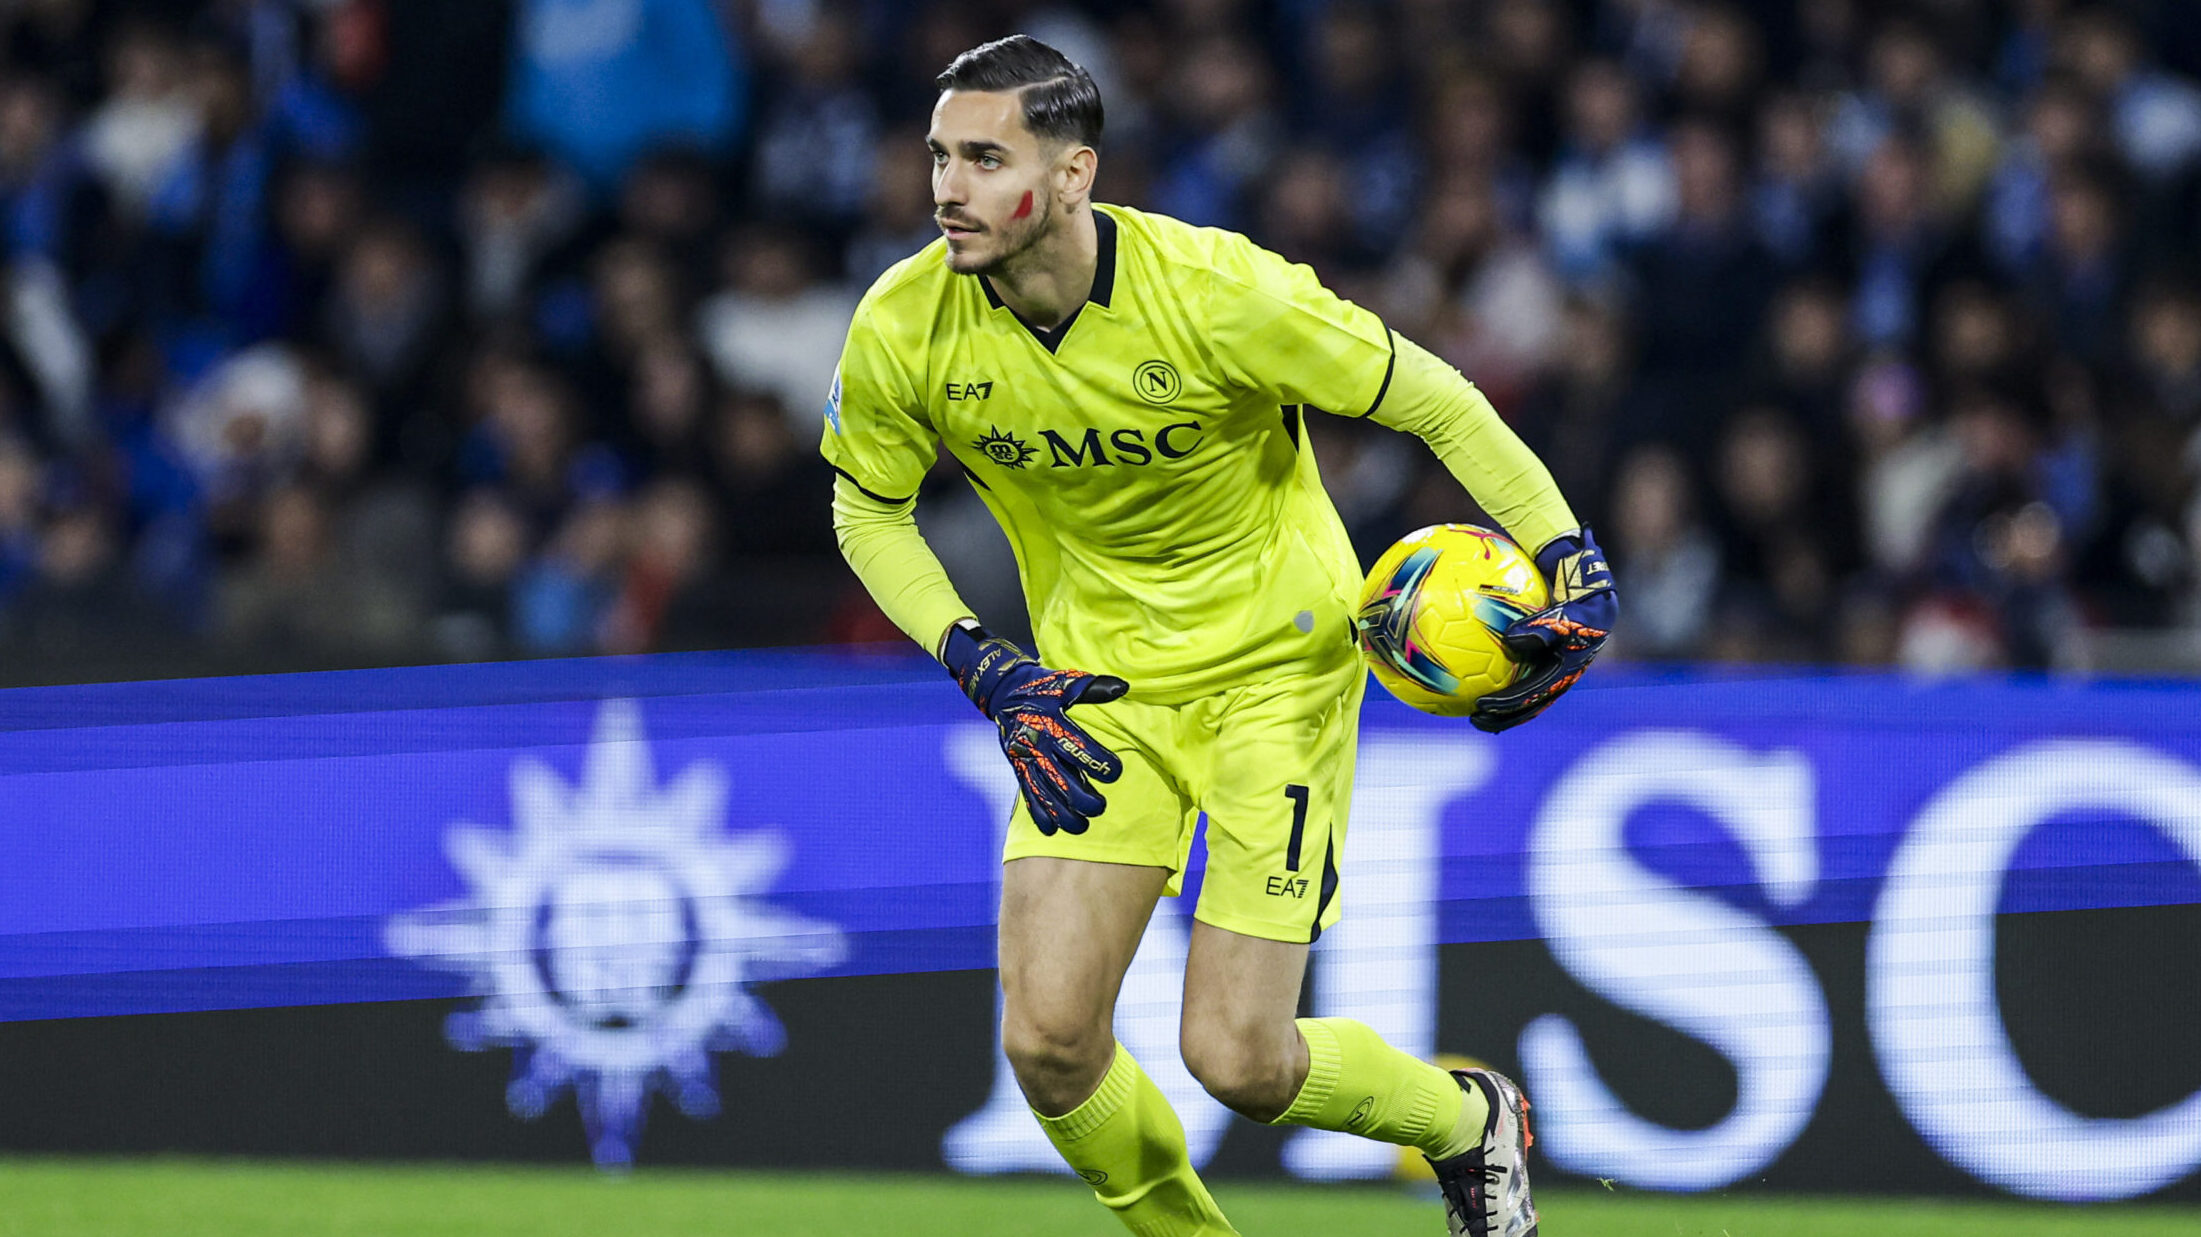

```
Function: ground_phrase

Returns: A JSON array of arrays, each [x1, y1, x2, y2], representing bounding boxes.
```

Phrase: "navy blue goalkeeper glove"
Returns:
[[1472, 528, 1617, 734], [941, 621, 1128, 836]]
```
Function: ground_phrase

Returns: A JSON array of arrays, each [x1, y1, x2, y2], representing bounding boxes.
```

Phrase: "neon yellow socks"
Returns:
[[1271, 1016, 1489, 1162], [1034, 1044, 1239, 1237], [1035, 1021, 1488, 1234]]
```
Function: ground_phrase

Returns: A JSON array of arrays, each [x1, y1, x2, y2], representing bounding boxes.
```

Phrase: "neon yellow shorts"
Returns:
[[1002, 665, 1366, 944]]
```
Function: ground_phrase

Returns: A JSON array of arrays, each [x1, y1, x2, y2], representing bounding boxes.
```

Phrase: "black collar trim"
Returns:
[[1090, 207, 1117, 307], [979, 208, 1118, 353]]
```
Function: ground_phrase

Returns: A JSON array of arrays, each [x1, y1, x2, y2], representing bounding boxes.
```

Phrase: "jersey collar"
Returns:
[[979, 208, 1117, 354]]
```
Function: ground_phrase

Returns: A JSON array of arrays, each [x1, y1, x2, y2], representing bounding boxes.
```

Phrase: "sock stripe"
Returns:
[[1395, 1080, 1441, 1147], [1277, 1016, 1344, 1126]]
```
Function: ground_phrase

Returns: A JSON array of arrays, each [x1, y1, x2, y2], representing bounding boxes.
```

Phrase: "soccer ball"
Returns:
[[1355, 524, 1550, 717]]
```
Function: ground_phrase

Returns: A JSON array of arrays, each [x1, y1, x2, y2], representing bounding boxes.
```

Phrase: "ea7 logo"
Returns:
[[945, 381, 994, 400]]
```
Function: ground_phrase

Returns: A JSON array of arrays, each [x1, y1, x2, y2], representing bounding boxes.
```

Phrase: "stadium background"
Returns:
[[2, 1, 2200, 1233]]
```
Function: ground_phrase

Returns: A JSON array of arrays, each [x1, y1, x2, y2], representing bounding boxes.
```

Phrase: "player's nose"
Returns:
[[933, 162, 966, 206]]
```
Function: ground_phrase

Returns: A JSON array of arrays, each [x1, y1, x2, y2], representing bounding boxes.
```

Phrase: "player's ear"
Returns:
[[1057, 143, 1097, 207]]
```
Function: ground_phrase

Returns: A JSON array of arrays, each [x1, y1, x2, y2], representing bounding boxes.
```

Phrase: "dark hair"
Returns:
[[935, 35, 1103, 148]]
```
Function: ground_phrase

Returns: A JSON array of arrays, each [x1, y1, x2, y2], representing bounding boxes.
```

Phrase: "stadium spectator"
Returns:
[[1845, 133, 1951, 349], [1827, 15, 2001, 211], [504, 0, 746, 194], [1710, 403, 1854, 660], [1606, 443, 1719, 660], [2060, 4, 2201, 181], [1984, 76, 2104, 276], [1421, 69, 1537, 235], [1667, 2, 1764, 131], [845, 127, 940, 287], [1291, 2, 1417, 248], [513, 495, 624, 654], [1752, 277, 1854, 448], [433, 487, 529, 661], [1625, 117, 1776, 431], [1148, 35, 1278, 232], [1515, 291, 1639, 531], [2023, 162, 2129, 367], [1750, 89, 1839, 269], [455, 146, 586, 326], [1384, 166, 1563, 411], [0, 436, 42, 607], [601, 473, 722, 653], [1539, 57, 1674, 286], [319, 216, 447, 417], [697, 224, 852, 434], [746, 7, 875, 235]]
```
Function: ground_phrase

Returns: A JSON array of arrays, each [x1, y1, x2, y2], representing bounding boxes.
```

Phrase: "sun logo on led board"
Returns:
[[385, 699, 845, 1166]]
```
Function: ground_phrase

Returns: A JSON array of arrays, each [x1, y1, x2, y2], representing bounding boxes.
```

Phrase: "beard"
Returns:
[[945, 193, 1054, 277]]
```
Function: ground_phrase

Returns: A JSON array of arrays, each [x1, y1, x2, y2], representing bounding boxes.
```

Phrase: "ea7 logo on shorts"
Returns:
[[946, 380, 994, 400], [1265, 874, 1311, 898]]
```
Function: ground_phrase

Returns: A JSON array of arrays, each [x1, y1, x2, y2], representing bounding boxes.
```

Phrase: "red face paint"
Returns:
[[1012, 190, 1033, 220]]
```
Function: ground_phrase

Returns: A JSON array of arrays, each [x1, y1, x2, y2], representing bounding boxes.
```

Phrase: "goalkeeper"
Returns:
[[825, 35, 1613, 1237]]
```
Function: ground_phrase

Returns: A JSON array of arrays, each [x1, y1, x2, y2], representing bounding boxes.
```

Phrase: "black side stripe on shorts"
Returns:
[[1308, 830, 1341, 944]]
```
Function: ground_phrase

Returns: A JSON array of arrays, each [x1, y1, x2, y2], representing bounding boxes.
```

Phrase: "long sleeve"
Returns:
[[832, 475, 975, 658], [1368, 333, 1580, 555]]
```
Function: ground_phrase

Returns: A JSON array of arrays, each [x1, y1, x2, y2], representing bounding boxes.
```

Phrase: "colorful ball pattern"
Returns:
[[1354, 524, 1551, 717]]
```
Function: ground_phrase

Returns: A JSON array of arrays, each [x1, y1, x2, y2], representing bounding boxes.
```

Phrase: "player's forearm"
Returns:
[[1369, 334, 1579, 553], [831, 477, 976, 658]]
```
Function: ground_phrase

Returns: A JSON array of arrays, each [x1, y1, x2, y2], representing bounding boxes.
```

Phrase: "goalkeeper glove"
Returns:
[[1472, 528, 1617, 733], [941, 620, 1128, 836]]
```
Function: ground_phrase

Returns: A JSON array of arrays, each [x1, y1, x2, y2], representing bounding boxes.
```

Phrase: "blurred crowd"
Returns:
[[4, 0, 2201, 682]]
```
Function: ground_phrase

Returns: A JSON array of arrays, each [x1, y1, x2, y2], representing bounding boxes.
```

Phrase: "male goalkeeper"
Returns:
[[824, 35, 1614, 1237]]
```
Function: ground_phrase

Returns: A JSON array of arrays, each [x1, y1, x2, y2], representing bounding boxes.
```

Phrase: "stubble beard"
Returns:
[[953, 194, 1054, 279]]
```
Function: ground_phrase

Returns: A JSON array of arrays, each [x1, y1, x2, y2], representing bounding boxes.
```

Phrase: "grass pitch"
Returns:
[[0, 1158, 2195, 1236]]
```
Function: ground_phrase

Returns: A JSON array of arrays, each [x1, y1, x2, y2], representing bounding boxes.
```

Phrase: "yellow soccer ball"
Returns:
[[1355, 524, 1550, 717]]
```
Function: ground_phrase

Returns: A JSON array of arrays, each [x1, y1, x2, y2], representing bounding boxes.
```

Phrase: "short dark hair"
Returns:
[[935, 35, 1103, 149]]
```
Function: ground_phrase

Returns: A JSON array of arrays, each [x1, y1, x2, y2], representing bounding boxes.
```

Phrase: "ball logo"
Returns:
[[385, 699, 846, 1166], [1133, 359, 1181, 404]]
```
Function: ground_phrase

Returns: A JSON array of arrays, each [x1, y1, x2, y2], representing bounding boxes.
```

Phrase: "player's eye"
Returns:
[[978, 154, 1001, 169], [929, 150, 947, 167]]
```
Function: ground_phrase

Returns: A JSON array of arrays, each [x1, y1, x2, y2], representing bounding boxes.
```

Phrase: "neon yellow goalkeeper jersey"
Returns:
[[823, 204, 1399, 703]]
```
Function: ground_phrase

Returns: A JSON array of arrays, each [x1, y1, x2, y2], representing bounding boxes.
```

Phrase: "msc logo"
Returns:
[[946, 380, 994, 400], [1038, 422, 1203, 468], [973, 425, 1038, 469], [1133, 359, 1181, 404]]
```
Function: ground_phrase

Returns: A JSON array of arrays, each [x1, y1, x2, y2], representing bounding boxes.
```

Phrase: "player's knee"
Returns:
[[1181, 1024, 1295, 1121], [1002, 1009, 1112, 1090]]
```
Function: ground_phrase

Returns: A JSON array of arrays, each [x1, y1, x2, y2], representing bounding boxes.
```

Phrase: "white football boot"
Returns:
[[1425, 1068, 1538, 1237]]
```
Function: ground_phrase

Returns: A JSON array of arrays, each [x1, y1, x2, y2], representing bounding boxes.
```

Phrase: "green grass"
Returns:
[[0, 1158, 2195, 1236]]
